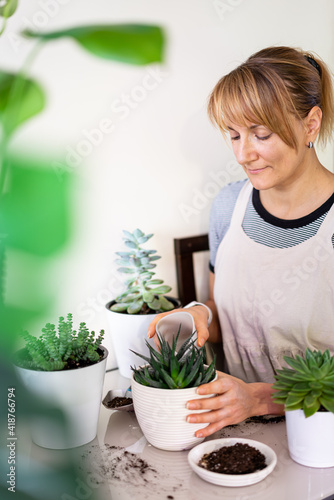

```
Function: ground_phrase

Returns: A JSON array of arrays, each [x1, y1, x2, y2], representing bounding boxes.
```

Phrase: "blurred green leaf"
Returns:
[[0, 154, 71, 256], [0, 71, 45, 135], [23, 24, 165, 65], [0, 0, 18, 18]]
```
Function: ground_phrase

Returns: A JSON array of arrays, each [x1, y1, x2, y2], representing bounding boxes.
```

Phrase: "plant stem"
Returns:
[[0, 39, 44, 197]]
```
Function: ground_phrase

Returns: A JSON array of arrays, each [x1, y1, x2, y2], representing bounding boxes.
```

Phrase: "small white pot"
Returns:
[[286, 409, 334, 467], [105, 299, 180, 378], [131, 369, 216, 451], [15, 347, 108, 449]]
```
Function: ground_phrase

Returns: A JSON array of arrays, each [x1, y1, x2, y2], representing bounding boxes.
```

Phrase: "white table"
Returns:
[[89, 369, 334, 500]]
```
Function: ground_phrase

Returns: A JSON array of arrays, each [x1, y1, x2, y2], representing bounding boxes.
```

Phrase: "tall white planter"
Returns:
[[286, 409, 334, 467], [131, 371, 216, 451], [15, 347, 108, 449], [105, 299, 180, 378]]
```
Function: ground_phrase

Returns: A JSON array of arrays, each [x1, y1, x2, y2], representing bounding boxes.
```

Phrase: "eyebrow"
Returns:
[[227, 125, 262, 132]]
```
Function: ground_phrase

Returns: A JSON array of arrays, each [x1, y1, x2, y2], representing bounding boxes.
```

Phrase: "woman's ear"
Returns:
[[304, 106, 322, 143]]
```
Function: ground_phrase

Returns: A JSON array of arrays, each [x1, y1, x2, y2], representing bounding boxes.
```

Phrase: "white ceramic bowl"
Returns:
[[188, 437, 277, 487]]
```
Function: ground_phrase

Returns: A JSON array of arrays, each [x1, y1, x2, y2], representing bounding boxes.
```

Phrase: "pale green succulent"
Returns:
[[110, 228, 176, 314], [272, 348, 334, 417], [131, 327, 216, 389], [15, 314, 105, 371]]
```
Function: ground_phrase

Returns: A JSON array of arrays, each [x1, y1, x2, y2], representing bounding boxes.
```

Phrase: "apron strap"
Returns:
[[229, 180, 253, 227]]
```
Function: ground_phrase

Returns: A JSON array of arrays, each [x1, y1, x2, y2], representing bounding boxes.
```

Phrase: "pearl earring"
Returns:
[[308, 141, 313, 148]]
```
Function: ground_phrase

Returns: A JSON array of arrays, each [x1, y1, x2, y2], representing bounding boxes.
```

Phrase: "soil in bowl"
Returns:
[[105, 396, 133, 409], [198, 442, 266, 475]]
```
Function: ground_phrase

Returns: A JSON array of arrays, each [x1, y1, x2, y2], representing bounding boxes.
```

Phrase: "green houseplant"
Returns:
[[15, 314, 108, 449], [106, 228, 180, 378], [130, 324, 216, 451], [272, 348, 334, 467]]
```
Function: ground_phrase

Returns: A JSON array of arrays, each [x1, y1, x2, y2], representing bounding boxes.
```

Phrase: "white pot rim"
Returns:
[[105, 297, 181, 315], [131, 365, 217, 393]]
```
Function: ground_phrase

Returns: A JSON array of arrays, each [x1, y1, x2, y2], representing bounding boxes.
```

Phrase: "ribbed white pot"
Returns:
[[105, 299, 180, 378], [286, 409, 334, 467], [15, 347, 108, 449], [131, 370, 217, 451]]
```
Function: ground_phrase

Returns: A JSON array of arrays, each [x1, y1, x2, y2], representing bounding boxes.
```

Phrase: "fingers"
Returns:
[[187, 407, 238, 438], [195, 322, 209, 347], [147, 310, 179, 339]]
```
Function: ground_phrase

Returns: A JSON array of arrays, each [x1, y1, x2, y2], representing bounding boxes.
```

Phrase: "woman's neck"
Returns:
[[259, 161, 334, 220]]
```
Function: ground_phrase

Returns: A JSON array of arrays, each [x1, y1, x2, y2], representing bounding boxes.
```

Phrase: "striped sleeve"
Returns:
[[209, 179, 247, 271]]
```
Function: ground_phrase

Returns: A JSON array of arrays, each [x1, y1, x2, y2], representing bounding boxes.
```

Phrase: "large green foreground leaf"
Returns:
[[0, 154, 72, 256], [23, 24, 165, 65], [0, 71, 45, 135], [0, 0, 18, 18]]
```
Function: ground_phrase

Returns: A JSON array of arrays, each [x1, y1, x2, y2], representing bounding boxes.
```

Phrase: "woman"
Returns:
[[148, 46, 334, 438]]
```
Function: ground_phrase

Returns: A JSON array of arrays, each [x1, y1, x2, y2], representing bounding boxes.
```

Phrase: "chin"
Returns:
[[246, 176, 273, 191]]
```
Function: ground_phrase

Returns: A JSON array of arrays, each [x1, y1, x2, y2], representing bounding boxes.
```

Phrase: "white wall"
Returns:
[[2, 0, 333, 366]]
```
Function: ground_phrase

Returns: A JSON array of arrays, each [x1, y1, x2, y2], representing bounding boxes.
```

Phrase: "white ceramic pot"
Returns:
[[105, 298, 180, 378], [15, 347, 108, 449], [131, 369, 217, 451], [286, 409, 334, 467]]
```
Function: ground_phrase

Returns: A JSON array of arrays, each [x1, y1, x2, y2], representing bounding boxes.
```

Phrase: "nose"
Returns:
[[234, 138, 259, 165]]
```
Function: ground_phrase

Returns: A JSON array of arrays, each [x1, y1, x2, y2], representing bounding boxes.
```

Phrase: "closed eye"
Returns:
[[256, 133, 272, 141], [230, 133, 272, 142]]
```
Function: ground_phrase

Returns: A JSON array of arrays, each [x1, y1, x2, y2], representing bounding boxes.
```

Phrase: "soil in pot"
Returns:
[[105, 396, 133, 409], [198, 442, 266, 474]]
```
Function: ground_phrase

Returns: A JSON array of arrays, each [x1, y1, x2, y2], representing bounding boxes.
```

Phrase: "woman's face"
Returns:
[[226, 119, 308, 191]]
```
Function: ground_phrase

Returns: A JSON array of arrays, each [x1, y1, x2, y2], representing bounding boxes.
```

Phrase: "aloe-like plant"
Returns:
[[272, 348, 334, 417], [131, 327, 216, 389], [15, 314, 105, 371], [110, 228, 176, 314]]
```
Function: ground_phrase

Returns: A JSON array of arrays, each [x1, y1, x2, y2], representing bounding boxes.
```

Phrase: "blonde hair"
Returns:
[[208, 46, 334, 149]]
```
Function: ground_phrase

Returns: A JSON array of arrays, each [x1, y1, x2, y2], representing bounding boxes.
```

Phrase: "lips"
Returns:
[[247, 167, 268, 174]]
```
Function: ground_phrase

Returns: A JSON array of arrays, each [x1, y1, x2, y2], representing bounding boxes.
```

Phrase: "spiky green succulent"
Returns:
[[110, 228, 176, 314], [131, 327, 216, 389], [272, 348, 334, 417], [15, 313, 105, 371]]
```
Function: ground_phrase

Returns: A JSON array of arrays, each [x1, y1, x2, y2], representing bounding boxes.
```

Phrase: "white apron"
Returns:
[[214, 181, 334, 383]]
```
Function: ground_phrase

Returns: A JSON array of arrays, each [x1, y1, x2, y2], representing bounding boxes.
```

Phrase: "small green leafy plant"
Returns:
[[110, 228, 176, 314], [272, 348, 334, 417], [15, 314, 105, 371], [131, 327, 216, 389]]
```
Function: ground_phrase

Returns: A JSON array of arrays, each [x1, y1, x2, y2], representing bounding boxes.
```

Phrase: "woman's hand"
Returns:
[[147, 305, 211, 348], [186, 372, 284, 438]]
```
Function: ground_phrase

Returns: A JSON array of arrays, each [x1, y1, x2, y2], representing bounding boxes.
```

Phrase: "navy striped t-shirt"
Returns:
[[209, 179, 334, 272]]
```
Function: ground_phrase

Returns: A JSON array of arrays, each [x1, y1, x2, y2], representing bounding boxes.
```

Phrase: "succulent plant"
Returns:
[[15, 313, 105, 371], [131, 327, 216, 389], [110, 228, 176, 314], [272, 348, 334, 417]]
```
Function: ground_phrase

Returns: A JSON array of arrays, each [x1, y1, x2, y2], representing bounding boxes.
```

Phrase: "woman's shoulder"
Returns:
[[211, 178, 248, 214], [209, 179, 248, 271]]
